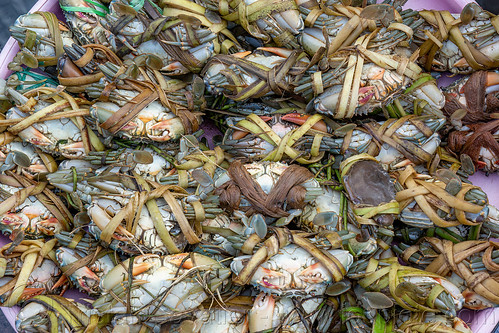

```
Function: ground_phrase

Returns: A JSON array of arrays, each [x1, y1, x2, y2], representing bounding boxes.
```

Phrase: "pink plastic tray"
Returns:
[[0, 0, 498, 331]]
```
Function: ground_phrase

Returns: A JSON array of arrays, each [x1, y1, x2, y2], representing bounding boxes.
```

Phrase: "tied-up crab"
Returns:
[[202, 45, 443, 119], [4, 87, 104, 159], [230, 227, 354, 296], [348, 257, 465, 317], [8, 12, 76, 71], [87, 63, 204, 142], [296, 2, 423, 57], [442, 70, 499, 172], [102, 0, 235, 74], [393, 164, 489, 228], [414, 3, 499, 73], [87, 60, 207, 111], [202, 47, 309, 99], [0, 238, 63, 307], [0, 170, 72, 238], [221, 109, 445, 167], [92, 253, 231, 322], [396, 237, 499, 310], [48, 166, 223, 255], [220, 111, 328, 163], [16, 295, 114, 333], [300, 49, 444, 119], [183, 0, 304, 49], [295, 114, 444, 168], [81, 146, 175, 184], [0, 141, 58, 178], [214, 160, 324, 222], [58, 0, 113, 47], [54, 239, 116, 296], [396, 311, 472, 333]]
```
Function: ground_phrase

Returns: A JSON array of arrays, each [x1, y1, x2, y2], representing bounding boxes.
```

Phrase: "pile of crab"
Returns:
[[0, 0, 499, 331]]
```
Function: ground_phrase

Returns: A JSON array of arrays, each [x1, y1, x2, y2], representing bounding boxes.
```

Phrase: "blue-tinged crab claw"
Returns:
[[55, 247, 102, 295]]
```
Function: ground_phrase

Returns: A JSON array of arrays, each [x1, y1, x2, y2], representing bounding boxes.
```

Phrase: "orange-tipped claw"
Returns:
[[149, 119, 173, 131], [299, 262, 328, 283], [257, 47, 293, 58], [26, 164, 49, 174], [21, 287, 45, 300], [114, 225, 135, 240], [26, 129, 52, 146], [132, 262, 153, 276], [231, 130, 250, 140], [453, 57, 469, 68], [233, 51, 251, 58], [476, 160, 487, 169], [392, 159, 412, 169], [162, 61, 188, 72], [486, 71, 499, 87], [281, 113, 327, 132], [168, 253, 193, 269], [51, 275, 68, 291]]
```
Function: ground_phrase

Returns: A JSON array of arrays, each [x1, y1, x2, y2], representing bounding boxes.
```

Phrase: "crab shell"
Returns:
[[55, 247, 114, 296], [231, 244, 353, 296], [0, 259, 61, 304], [94, 253, 231, 322], [87, 195, 188, 255], [6, 106, 85, 159], [0, 141, 51, 177], [10, 12, 76, 59], [313, 63, 410, 117], [89, 100, 192, 142], [0, 183, 64, 237]]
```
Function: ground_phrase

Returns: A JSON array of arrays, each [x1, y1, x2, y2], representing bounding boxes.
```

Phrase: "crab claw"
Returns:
[[486, 71, 499, 88], [462, 289, 495, 310], [249, 293, 275, 333], [59, 142, 86, 158], [26, 163, 49, 175], [75, 269, 102, 294], [257, 47, 293, 58], [51, 275, 68, 291], [101, 257, 153, 291], [88, 204, 135, 240], [20, 287, 45, 301], [233, 51, 252, 58], [358, 86, 376, 105], [168, 253, 224, 270], [298, 262, 331, 284], [162, 61, 189, 74], [1, 213, 28, 228], [146, 117, 185, 142], [168, 253, 194, 269], [37, 217, 63, 235], [18, 127, 53, 147], [253, 267, 286, 290], [281, 113, 327, 132], [120, 121, 140, 133]]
